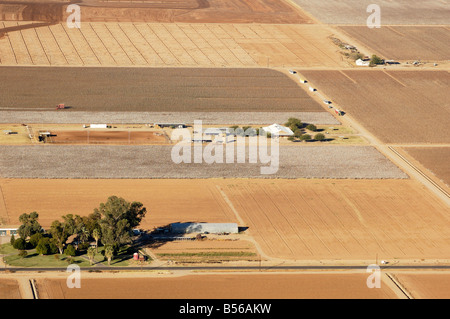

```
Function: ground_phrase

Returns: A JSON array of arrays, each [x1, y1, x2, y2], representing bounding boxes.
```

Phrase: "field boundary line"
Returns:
[[48, 25, 69, 65], [0, 183, 10, 224], [339, 70, 357, 84], [89, 23, 117, 65], [386, 26, 406, 37], [2, 22, 18, 64], [382, 70, 407, 87], [385, 273, 413, 299], [60, 24, 85, 65], [17, 23, 34, 65], [389, 146, 450, 200], [33, 27, 50, 65]]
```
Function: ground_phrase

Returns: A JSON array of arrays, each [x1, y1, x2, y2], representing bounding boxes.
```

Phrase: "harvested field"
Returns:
[[0, 179, 239, 228], [401, 147, 450, 187], [0, 67, 326, 112], [291, 0, 450, 25], [49, 130, 168, 144], [298, 70, 450, 144], [35, 273, 398, 299], [220, 179, 450, 260], [0, 111, 340, 125], [0, 0, 312, 24], [0, 145, 408, 179], [1, 179, 449, 261], [393, 273, 450, 299], [0, 279, 21, 299], [0, 23, 346, 67], [338, 26, 450, 61]]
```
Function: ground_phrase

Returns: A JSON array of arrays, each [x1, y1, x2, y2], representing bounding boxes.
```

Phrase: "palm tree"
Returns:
[[87, 247, 96, 265], [92, 228, 101, 253], [105, 245, 114, 266]]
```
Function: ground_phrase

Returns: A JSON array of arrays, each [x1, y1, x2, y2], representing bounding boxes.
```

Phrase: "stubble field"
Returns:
[[291, 0, 450, 25], [338, 26, 450, 61], [401, 147, 450, 187], [297, 70, 450, 144], [35, 273, 398, 299], [0, 145, 408, 179], [1, 179, 449, 261], [0, 22, 345, 67]]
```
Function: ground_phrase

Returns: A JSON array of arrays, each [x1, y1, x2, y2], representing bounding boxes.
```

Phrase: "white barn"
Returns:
[[262, 124, 294, 137], [170, 222, 239, 234]]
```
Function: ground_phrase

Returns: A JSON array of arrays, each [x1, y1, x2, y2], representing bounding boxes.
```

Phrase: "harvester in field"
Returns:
[[56, 103, 65, 110]]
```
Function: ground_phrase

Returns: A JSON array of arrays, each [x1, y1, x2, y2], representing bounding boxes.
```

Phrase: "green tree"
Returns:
[[294, 129, 303, 138], [65, 244, 76, 257], [29, 233, 44, 248], [285, 118, 302, 131], [50, 220, 71, 254], [306, 124, 317, 132], [18, 212, 42, 240], [87, 247, 96, 265], [13, 238, 27, 250], [96, 196, 146, 248], [370, 55, 384, 66], [36, 238, 50, 255], [92, 228, 101, 253], [287, 136, 295, 142], [18, 250, 28, 258], [104, 245, 114, 266], [300, 134, 312, 142], [314, 133, 326, 141], [10, 234, 15, 246]]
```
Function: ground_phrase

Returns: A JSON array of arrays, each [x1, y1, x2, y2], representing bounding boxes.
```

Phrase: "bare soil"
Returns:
[[35, 273, 398, 299], [1, 0, 313, 24], [1, 179, 449, 261], [339, 26, 450, 61], [297, 70, 450, 144], [401, 147, 450, 187]]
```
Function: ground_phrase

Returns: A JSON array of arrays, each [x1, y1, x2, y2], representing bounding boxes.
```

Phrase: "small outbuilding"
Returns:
[[262, 124, 294, 137]]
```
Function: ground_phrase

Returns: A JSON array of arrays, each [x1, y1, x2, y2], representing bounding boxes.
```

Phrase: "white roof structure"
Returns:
[[262, 124, 294, 136], [171, 223, 239, 234], [356, 59, 370, 66]]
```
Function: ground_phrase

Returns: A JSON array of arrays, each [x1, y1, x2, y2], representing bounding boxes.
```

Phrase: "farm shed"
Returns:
[[170, 223, 239, 234], [262, 124, 294, 137]]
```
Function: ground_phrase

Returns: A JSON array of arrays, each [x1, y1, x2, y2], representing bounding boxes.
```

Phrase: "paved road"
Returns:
[[3, 264, 450, 272]]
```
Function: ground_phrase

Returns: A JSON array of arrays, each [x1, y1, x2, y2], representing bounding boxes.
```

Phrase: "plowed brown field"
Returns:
[[393, 273, 450, 299], [35, 273, 398, 299], [0, 0, 311, 24], [298, 70, 450, 144], [401, 147, 450, 187], [0, 279, 21, 299], [1, 179, 449, 261], [338, 26, 450, 61]]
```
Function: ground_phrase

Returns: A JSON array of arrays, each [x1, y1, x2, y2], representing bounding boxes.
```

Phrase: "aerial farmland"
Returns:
[[0, 0, 449, 304]]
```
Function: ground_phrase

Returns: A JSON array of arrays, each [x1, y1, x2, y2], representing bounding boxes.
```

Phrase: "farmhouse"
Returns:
[[170, 223, 239, 234], [262, 124, 294, 137], [0, 226, 18, 236]]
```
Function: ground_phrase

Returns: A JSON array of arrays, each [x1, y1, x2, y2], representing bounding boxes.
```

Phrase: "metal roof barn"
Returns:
[[170, 223, 239, 234]]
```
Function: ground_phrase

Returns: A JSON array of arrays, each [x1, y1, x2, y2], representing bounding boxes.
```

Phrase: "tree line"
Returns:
[[10, 196, 146, 265]]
